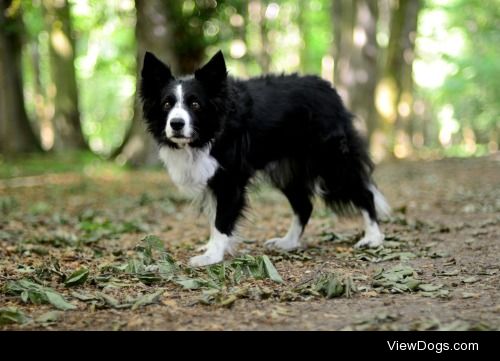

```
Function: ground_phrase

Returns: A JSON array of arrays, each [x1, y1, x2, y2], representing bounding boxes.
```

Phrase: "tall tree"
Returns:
[[116, 0, 177, 166], [375, 0, 421, 156], [0, 0, 40, 154], [332, 0, 378, 142], [258, 0, 271, 73], [165, 0, 218, 74], [117, 0, 218, 166], [43, 0, 86, 151], [245, 0, 271, 73]]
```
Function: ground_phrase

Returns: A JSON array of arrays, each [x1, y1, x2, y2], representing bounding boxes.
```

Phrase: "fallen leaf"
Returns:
[[131, 289, 165, 310], [36, 311, 61, 324], [0, 307, 28, 325], [64, 268, 89, 287]]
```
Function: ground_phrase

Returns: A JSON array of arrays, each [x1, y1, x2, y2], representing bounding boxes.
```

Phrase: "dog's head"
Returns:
[[140, 51, 228, 148]]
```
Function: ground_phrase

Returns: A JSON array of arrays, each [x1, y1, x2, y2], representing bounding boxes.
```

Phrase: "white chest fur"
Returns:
[[158, 146, 219, 197]]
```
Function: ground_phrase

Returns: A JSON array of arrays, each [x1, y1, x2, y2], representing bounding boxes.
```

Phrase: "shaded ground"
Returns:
[[1, 154, 499, 330]]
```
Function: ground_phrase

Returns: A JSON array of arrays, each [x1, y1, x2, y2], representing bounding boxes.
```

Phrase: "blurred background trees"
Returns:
[[43, 0, 87, 150], [0, 0, 498, 164], [0, 0, 40, 153]]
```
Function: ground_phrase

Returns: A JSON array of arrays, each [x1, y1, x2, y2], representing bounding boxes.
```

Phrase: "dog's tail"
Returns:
[[369, 184, 391, 220]]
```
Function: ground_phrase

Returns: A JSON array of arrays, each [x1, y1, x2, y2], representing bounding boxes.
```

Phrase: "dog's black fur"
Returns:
[[141, 50, 384, 256]]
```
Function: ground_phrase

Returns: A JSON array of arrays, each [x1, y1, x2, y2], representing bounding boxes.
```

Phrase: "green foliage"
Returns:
[[123, 235, 179, 284], [297, 0, 332, 73], [372, 264, 449, 298], [14, 0, 499, 159], [420, 0, 500, 147], [72, 0, 136, 155], [64, 268, 90, 287], [20, 0, 136, 156], [442, 0, 500, 141], [118, 235, 284, 288], [4, 279, 77, 310], [0, 307, 28, 325]]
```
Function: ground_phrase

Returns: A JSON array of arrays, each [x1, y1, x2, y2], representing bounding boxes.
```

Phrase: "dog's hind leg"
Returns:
[[265, 183, 313, 251], [352, 184, 390, 248], [320, 171, 389, 248], [355, 209, 384, 248]]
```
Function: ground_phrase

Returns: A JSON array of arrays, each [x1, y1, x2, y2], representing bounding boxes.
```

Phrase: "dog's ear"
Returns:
[[195, 50, 227, 85], [141, 51, 173, 91]]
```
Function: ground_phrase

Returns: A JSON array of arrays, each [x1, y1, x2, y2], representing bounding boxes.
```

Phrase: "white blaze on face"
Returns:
[[165, 83, 192, 142]]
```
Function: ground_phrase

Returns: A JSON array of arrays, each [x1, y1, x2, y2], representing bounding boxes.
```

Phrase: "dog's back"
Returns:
[[217, 73, 376, 213]]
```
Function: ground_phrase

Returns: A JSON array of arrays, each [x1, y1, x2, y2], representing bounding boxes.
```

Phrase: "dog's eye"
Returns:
[[164, 101, 172, 111], [190, 101, 200, 111]]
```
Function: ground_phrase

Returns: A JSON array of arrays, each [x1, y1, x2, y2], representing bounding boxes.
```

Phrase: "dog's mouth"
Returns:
[[169, 135, 192, 145]]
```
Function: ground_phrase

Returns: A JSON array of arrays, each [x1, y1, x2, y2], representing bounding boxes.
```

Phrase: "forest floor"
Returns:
[[0, 153, 499, 330]]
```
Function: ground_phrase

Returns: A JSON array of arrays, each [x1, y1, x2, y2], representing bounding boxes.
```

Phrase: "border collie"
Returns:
[[140, 50, 391, 267]]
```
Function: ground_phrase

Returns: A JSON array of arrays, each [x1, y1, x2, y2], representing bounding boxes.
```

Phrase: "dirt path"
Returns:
[[1, 155, 499, 330]]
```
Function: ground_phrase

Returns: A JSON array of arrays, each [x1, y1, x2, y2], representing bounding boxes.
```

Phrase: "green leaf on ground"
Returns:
[[5, 279, 76, 310], [261, 255, 283, 283], [131, 289, 165, 310], [0, 307, 28, 325], [64, 268, 89, 287], [36, 311, 61, 324], [45, 291, 77, 310]]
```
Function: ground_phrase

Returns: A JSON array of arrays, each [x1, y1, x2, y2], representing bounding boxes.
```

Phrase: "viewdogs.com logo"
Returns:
[[387, 341, 479, 353]]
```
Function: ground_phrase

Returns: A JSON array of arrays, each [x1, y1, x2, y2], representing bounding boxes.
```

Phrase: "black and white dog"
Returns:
[[140, 50, 391, 267]]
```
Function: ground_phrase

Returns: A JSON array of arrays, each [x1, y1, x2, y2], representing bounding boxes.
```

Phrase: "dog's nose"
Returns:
[[170, 118, 185, 131]]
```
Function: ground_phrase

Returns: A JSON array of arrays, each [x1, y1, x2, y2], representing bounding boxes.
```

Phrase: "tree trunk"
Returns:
[[375, 0, 421, 158], [398, 0, 421, 149], [247, 0, 271, 73], [259, 1, 271, 73], [165, 1, 207, 75], [28, 37, 54, 150], [332, 0, 378, 142], [298, 0, 309, 73], [0, 0, 40, 154], [43, 0, 86, 151], [115, 0, 178, 167], [116, 0, 215, 166]]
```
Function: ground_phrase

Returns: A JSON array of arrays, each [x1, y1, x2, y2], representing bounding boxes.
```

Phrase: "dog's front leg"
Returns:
[[189, 173, 247, 267]]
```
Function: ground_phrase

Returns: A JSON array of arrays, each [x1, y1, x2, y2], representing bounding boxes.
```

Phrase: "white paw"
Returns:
[[354, 233, 384, 248], [265, 237, 301, 251], [188, 252, 224, 267]]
